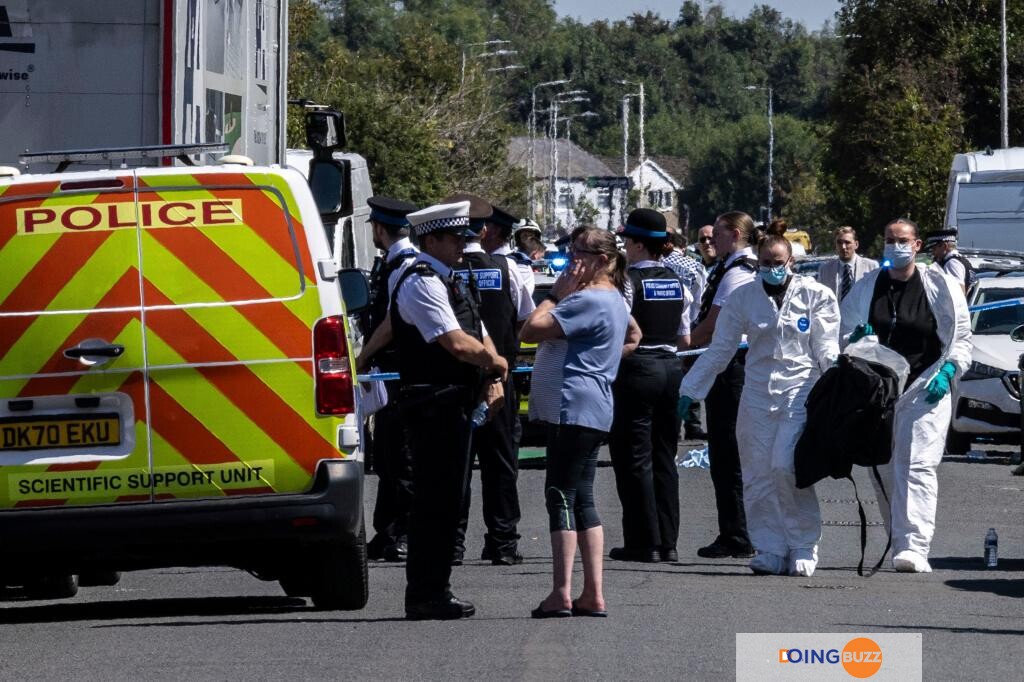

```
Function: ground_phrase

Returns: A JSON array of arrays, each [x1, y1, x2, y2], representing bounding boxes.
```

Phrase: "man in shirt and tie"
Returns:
[[818, 226, 879, 301]]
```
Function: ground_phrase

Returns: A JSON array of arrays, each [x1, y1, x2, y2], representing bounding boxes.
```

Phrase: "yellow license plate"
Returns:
[[0, 414, 121, 451]]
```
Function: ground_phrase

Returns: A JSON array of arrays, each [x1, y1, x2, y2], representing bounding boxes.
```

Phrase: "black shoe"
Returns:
[[383, 540, 407, 562], [367, 534, 390, 561], [684, 427, 708, 441], [405, 595, 476, 621], [659, 547, 678, 562], [451, 548, 465, 566], [571, 600, 608, 617], [697, 539, 755, 559], [491, 551, 523, 566], [609, 547, 660, 563]]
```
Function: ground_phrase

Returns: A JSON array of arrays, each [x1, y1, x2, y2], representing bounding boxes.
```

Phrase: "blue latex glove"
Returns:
[[677, 395, 694, 420], [925, 361, 957, 404], [848, 323, 874, 344]]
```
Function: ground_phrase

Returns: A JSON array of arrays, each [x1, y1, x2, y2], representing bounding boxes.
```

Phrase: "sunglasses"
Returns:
[[698, 236, 714, 244]]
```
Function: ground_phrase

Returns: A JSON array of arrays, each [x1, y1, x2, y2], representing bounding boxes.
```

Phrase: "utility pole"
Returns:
[[1002, 0, 1009, 148], [744, 84, 774, 221]]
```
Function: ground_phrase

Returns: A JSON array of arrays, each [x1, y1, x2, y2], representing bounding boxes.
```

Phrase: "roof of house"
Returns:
[[597, 154, 690, 187], [508, 137, 618, 179]]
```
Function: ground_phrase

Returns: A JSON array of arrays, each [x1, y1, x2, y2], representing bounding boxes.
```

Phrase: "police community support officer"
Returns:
[[391, 200, 508, 621], [357, 196, 419, 563], [609, 209, 693, 563], [448, 195, 535, 565]]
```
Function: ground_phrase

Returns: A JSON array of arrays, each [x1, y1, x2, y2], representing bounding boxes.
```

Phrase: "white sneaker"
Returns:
[[893, 550, 932, 573], [749, 552, 787, 575], [788, 547, 819, 577]]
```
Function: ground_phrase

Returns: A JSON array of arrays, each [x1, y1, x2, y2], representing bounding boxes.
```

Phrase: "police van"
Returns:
[[0, 148, 372, 609]]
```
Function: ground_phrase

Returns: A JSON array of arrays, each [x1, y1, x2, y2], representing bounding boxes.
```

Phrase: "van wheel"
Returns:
[[308, 524, 369, 610], [78, 571, 121, 587], [26, 574, 78, 600], [946, 428, 971, 456]]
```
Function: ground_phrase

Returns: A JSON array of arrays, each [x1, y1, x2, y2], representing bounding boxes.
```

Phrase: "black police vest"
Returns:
[[627, 266, 686, 347], [368, 248, 417, 335], [366, 248, 417, 372], [390, 262, 483, 389], [696, 255, 758, 324], [941, 252, 976, 290], [454, 251, 517, 365]]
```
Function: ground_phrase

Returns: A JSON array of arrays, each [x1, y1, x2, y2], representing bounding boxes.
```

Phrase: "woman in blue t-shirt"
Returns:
[[520, 227, 638, 618]]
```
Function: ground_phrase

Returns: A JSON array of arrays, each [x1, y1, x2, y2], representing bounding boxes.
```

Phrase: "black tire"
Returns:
[[26, 574, 78, 600], [78, 571, 121, 587], [278, 572, 310, 598], [946, 428, 971, 455], [308, 523, 369, 610]]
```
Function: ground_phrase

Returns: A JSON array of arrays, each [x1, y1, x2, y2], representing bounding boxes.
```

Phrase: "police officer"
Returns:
[[608, 209, 693, 563], [507, 218, 545, 296], [448, 195, 535, 565], [688, 211, 759, 559], [355, 196, 419, 563], [925, 228, 975, 294], [392, 200, 508, 620]]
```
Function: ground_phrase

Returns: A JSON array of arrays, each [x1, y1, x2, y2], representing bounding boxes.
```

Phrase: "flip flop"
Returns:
[[531, 602, 572, 619], [571, 601, 608, 617]]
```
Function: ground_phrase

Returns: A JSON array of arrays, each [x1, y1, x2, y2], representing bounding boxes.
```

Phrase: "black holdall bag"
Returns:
[[795, 354, 901, 576]]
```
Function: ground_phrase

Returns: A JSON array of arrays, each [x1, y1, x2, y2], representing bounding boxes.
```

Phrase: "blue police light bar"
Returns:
[[548, 255, 569, 273]]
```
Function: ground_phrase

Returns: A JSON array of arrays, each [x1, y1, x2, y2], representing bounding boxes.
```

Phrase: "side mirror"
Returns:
[[1011, 324, 1024, 342], [309, 160, 345, 215], [339, 268, 371, 314], [306, 110, 346, 152]]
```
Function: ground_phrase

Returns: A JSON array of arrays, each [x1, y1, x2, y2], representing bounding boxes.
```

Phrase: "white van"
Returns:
[[945, 148, 1024, 250]]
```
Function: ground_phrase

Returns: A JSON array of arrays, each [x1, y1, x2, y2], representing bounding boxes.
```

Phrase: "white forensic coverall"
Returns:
[[840, 265, 971, 561], [680, 275, 840, 571]]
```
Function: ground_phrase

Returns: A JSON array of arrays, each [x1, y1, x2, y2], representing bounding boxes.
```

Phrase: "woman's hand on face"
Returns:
[[552, 260, 586, 301]]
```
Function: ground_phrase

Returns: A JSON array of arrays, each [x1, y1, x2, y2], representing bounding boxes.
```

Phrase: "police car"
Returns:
[[0, 152, 372, 609], [947, 276, 1024, 454]]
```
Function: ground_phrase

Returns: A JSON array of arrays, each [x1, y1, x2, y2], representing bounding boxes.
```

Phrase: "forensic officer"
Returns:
[[355, 196, 419, 563], [448, 195, 535, 565], [608, 209, 693, 563], [391, 200, 508, 620]]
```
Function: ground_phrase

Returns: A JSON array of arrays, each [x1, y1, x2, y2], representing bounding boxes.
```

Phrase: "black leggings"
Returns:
[[544, 423, 605, 532]]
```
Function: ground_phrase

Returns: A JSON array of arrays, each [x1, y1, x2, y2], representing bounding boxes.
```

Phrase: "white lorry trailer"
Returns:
[[0, 0, 375, 269]]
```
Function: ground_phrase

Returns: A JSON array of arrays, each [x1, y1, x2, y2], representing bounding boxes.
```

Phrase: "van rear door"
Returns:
[[0, 175, 151, 509], [135, 169, 342, 501]]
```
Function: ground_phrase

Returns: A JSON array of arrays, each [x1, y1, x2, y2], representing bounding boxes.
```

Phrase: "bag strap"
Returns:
[[849, 466, 892, 577]]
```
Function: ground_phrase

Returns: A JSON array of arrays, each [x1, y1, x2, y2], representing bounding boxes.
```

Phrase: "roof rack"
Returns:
[[19, 143, 229, 173]]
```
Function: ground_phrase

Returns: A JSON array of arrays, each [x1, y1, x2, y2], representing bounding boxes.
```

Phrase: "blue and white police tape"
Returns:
[[356, 343, 751, 382], [967, 297, 1024, 314]]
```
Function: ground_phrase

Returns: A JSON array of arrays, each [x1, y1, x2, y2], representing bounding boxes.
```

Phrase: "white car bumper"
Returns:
[[952, 374, 1021, 435]]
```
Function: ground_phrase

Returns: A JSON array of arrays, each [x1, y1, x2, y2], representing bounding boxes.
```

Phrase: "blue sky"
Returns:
[[552, 0, 842, 30]]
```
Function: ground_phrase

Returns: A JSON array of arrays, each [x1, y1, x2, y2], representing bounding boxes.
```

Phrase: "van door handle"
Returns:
[[63, 339, 125, 365]]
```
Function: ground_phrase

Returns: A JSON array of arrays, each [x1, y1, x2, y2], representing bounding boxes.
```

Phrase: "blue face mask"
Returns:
[[759, 264, 789, 286], [883, 242, 915, 268]]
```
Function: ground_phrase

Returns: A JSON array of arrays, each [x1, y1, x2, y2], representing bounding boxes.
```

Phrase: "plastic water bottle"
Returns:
[[985, 528, 998, 569], [470, 401, 489, 429]]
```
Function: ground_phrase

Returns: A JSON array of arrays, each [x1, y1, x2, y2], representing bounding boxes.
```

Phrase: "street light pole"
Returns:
[[617, 79, 647, 205], [529, 79, 570, 219], [745, 84, 774, 221], [1002, 0, 1009, 148]]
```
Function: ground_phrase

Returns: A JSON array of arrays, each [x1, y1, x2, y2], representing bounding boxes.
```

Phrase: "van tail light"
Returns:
[[313, 316, 355, 415]]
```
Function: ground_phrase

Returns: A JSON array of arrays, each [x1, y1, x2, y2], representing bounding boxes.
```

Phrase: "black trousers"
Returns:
[[608, 350, 683, 551], [455, 379, 521, 555], [369, 402, 413, 545], [402, 386, 474, 604], [704, 353, 751, 549]]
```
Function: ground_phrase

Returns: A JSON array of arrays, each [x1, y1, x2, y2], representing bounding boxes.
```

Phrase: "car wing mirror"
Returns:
[[339, 268, 371, 314], [1011, 324, 1024, 342]]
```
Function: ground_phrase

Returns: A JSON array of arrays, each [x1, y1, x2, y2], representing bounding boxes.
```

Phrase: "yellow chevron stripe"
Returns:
[[144, 332, 314, 494], [0, 232, 61, 308]]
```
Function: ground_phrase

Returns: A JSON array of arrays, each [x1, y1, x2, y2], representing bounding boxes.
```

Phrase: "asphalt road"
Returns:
[[1, 442, 1021, 681]]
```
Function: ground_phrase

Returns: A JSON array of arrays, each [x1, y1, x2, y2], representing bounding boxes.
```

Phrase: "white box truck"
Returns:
[[944, 147, 1024, 252]]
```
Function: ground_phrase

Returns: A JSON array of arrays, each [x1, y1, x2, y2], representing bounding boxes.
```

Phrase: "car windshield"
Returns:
[[971, 287, 1024, 335]]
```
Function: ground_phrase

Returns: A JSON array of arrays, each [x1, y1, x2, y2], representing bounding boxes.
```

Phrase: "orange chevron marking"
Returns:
[[147, 381, 240, 466]]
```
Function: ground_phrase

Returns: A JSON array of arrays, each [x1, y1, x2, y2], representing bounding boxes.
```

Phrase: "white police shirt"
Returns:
[[467, 242, 535, 321], [396, 251, 489, 343], [712, 246, 758, 308], [492, 243, 537, 297], [385, 237, 419, 299]]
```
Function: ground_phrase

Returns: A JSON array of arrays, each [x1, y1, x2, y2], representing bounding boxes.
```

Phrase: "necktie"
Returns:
[[840, 263, 853, 301]]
